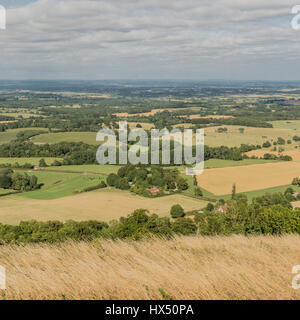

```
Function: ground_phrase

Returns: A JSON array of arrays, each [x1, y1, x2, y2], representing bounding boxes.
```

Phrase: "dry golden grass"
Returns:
[[1, 235, 300, 300]]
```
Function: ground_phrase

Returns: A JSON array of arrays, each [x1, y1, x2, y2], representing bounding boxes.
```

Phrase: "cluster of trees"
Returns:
[[0, 141, 97, 165], [216, 127, 228, 133], [0, 209, 196, 244], [292, 177, 300, 187], [293, 136, 300, 142], [263, 153, 293, 161], [0, 169, 40, 191], [195, 191, 299, 235], [0, 130, 266, 165], [106, 165, 189, 196], [16, 130, 48, 141]]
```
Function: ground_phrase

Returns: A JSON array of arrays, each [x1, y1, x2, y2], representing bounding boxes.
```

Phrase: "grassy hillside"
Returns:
[[19, 173, 106, 200], [0, 128, 49, 144], [1, 235, 299, 300], [0, 157, 62, 165], [31, 132, 99, 145]]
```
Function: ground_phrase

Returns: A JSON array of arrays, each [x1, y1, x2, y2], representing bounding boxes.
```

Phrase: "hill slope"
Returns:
[[1, 235, 300, 300]]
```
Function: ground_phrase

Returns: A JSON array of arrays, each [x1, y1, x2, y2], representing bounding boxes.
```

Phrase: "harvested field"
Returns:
[[0, 190, 207, 225], [197, 161, 300, 195], [1, 235, 300, 300]]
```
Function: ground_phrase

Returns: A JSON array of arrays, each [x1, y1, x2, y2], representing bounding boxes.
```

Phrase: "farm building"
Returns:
[[149, 187, 160, 195], [217, 204, 228, 213]]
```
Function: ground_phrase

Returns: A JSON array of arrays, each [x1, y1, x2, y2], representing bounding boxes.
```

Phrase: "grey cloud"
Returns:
[[0, 0, 299, 80]]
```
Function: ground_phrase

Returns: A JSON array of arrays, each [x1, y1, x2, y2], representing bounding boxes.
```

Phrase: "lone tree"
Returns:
[[194, 187, 203, 197], [206, 203, 214, 212], [107, 173, 120, 187], [170, 204, 185, 219], [193, 175, 198, 186], [231, 183, 236, 199], [39, 158, 47, 167]]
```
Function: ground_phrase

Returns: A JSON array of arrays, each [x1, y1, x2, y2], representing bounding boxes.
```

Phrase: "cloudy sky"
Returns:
[[0, 0, 299, 80]]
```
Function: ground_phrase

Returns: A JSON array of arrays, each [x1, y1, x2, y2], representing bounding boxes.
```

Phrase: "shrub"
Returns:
[[170, 204, 185, 218], [39, 159, 48, 167], [171, 217, 197, 235], [194, 187, 203, 197], [107, 173, 120, 187]]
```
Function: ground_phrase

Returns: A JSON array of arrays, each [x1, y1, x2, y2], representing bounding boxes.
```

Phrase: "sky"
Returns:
[[0, 0, 300, 80]]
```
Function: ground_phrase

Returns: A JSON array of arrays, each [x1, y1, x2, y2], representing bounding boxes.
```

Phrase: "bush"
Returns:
[[206, 203, 214, 212], [176, 177, 189, 191], [0, 174, 12, 189], [194, 187, 203, 197], [171, 218, 197, 235], [170, 204, 185, 218], [292, 177, 300, 186], [51, 160, 62, 166], [262, 141, 271, 148], [39, 159, 48, 167], [107, 173, 120, 187], [81, 181, 107, 192]]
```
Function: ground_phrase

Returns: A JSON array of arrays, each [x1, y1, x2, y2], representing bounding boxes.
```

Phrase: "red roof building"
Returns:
[[217, 204, 228, 213], [149, 187, 160, 195]]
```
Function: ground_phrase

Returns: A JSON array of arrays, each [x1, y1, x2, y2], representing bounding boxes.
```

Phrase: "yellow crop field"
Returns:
[[197, 161, 300, 195], [0, 189, 207, 225]]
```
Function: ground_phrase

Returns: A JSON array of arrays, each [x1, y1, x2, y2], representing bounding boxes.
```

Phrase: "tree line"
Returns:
[[0, 189, 299, 244]]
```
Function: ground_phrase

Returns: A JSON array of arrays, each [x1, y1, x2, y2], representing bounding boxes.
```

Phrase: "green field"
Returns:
[[0, 157, 62, 166], [203, 158, 277, 168], [31, 132, 99, 145], [239, 184, 300, 201], [17, 170, 106, 200], [49, 164, 121, 174], [0, 128, 50, 144], [270, 120, 300, 130]]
